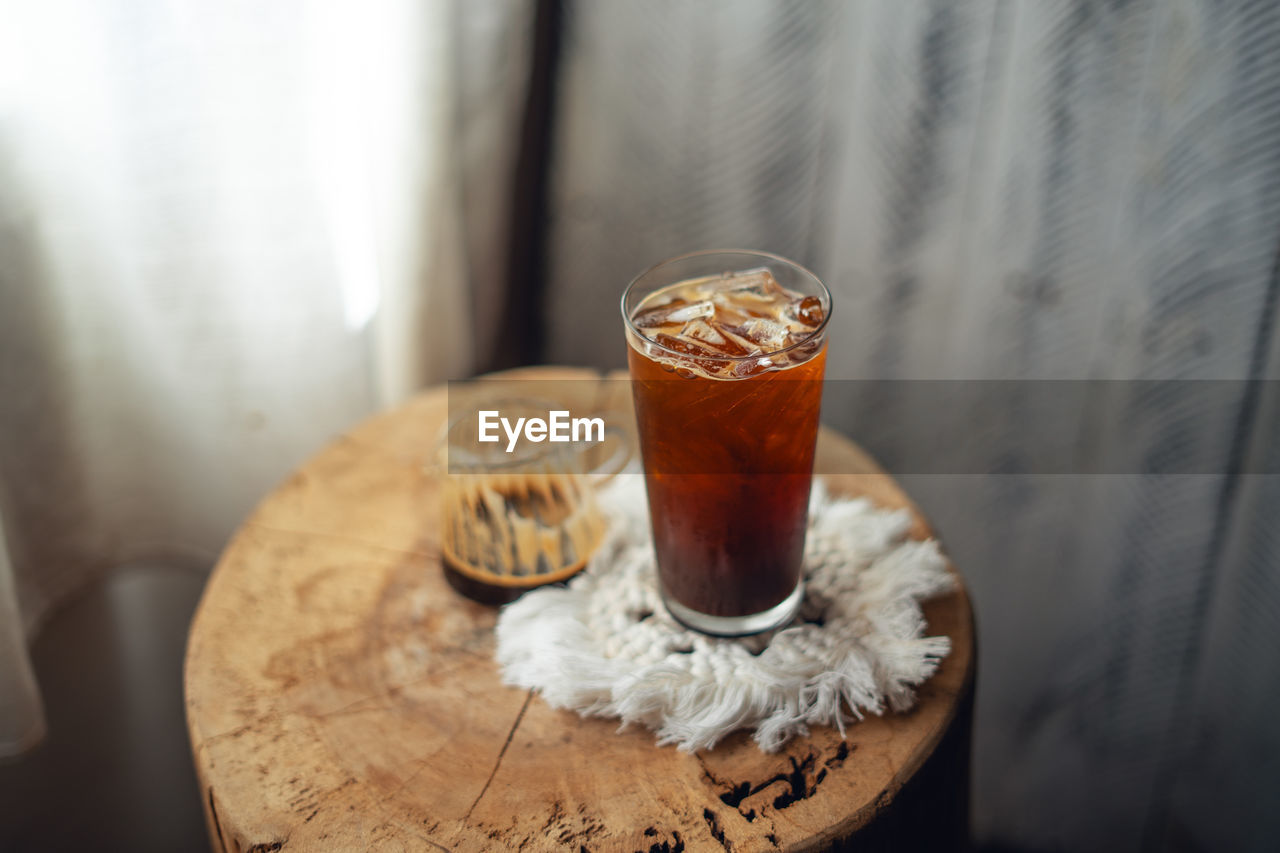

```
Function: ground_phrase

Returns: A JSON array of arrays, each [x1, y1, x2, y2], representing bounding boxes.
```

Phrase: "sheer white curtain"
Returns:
[[0, 0, 530, 756]]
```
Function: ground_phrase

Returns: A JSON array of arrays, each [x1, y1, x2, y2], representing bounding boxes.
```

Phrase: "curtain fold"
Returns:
[[0, 513, 44, 757]]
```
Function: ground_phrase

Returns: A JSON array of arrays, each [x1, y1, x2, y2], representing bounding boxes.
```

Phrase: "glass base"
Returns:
[[661, 581, 805, 637]]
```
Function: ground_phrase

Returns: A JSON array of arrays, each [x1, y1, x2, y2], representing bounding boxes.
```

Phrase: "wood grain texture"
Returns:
[[541, 1, 1280, 847], [185, 367, 974, 852]]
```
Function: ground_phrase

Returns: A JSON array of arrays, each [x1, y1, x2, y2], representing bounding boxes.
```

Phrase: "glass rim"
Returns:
[[620, 248, 833, 363]]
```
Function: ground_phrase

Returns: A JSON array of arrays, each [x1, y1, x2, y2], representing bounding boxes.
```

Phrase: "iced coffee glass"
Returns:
[[622, 250, 831, 636]]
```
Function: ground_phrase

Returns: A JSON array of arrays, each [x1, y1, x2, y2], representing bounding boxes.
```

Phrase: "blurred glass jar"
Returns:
[[435, 398, 629, 604]]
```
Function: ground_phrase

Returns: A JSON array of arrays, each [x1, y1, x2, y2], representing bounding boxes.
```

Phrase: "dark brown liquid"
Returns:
[[626, 272, 826, 618]]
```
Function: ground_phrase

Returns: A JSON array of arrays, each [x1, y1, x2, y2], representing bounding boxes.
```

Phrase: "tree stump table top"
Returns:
[[184, 367, 975, 852]]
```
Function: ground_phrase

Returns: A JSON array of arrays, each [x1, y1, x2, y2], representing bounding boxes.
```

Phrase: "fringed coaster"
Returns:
[[496, 478, 955, 752]]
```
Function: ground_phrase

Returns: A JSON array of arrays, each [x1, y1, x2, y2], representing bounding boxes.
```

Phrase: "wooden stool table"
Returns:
[[185, 367, 975, 852]]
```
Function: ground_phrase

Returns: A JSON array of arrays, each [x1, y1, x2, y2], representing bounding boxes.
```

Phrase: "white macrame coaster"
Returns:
[[495, 477, 955, 753]]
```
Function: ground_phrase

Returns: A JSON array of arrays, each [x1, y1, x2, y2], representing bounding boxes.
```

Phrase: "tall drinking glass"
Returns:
[[621, 250, 831, 635]]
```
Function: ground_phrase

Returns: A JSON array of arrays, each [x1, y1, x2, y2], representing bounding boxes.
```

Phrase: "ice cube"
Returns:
[[790, 295, 825, 328], [652, 333, 723, 375], [653, 333, 717, 359], [631, 298, 687, 328], [728, 317, 790, 351], [669, 301, 715, 323], [632, 299, 715, 329], [711, 301, 751, 328], [789, 337, 823, 361], [679, 318, 749, 356], [716, 268, 785, 299], [664, 300, 715, 324], [731, 357, 774, 378]]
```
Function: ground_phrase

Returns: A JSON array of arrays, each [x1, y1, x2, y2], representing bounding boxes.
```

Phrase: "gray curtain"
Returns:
[[540, 1, 1280, 850]]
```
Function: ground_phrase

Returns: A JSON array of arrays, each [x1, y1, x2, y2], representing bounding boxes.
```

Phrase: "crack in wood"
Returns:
[[634, 829, 684, 853], [494, 796, 608, 848], [702, 808, 733, 852], [208, 788, 227, 853], [542, 800, 567, 832], [201, 711, 289, 747], [762, 753, 817, 810], [824, 741, 851, 768], [388, 759, 433, 799], [698, 741, 856, 827], [464, 690, 534, 820]]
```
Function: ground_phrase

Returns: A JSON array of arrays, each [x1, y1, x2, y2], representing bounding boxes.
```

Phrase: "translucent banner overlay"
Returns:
[[447, 378, 1278, 475]]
